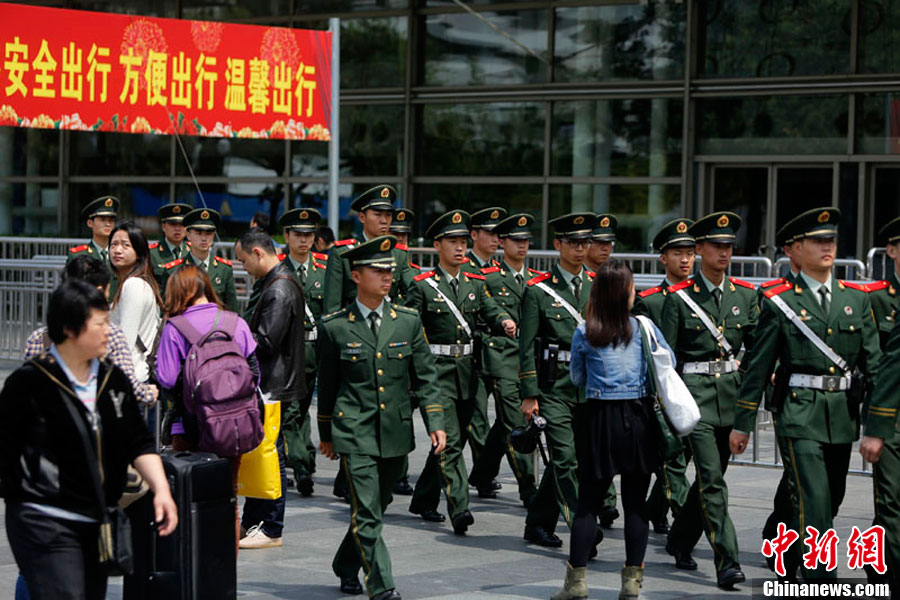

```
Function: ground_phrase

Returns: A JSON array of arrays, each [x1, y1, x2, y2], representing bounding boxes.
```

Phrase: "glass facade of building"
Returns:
[[1, 0, 899, 256]]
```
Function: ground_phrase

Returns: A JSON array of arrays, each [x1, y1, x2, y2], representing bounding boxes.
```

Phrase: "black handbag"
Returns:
[[638, 323, 685, 460]]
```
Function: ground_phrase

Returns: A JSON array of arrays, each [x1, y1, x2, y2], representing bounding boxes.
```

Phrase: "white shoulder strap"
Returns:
[[767, 293, 849, 374], [423, 277, 473, 339], [675, 289, 734, 358], [535, 281, 584, 325]]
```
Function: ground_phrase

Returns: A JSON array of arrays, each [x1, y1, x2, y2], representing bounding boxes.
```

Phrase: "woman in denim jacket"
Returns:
[[552, 260, 673, 600]]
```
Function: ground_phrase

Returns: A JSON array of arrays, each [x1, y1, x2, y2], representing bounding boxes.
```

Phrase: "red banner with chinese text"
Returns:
[[0, 3, 332, 140]]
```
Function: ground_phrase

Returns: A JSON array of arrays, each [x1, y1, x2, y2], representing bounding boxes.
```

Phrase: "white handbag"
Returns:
[[636, 315, 700, 436]]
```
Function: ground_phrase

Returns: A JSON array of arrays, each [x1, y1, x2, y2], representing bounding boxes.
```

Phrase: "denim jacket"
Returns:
[[569, 317, 674, 400]]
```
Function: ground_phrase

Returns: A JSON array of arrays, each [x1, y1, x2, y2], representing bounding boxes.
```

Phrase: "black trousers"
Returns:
[[6, 502, 108, 600]]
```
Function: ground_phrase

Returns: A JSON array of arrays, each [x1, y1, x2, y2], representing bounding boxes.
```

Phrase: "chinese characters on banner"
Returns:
[[0, 2, 332, 140], [762, 523, 887, 577]]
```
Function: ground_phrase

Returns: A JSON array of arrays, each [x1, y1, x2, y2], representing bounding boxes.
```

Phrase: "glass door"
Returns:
[[709, 165, 769, 256]]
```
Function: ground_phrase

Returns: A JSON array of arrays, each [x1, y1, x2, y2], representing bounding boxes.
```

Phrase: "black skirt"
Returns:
[[574, 398, 660, 482]]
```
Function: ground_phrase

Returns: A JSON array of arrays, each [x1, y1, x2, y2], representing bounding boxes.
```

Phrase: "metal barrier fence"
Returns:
[[774, 257, 869, 281]]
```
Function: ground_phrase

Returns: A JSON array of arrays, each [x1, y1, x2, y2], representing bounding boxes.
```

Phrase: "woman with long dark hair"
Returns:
[[108, 222, 162, 403], [551, 260, 674, 600]]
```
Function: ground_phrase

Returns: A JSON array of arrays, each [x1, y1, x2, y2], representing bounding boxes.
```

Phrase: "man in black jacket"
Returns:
[[235, 229, 306, 549]]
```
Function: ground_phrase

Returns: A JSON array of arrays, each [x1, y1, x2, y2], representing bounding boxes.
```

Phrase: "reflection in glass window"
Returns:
[[295, 0, 407, 12], [423, 10, 548, 86], [0, 128, 59, 177], [71, 131, 171, 176], [342, 18, 407, 89], [554, 4, 685, 82], [550, 184, 680, 252], [175, 183, 283, 239], [420, 102, 544, 176], [697, 95, 848, 155], [857, 93, 900, 154], [181, 0, 291, 20], [0, 182, 59, 236], [70, 0, 176, 17], [552, 98, 682, 178], [698, 0, 851, 77], [859, 1, 900, 73], [711, 166, 768, 258], [176, 137, 287, 178]]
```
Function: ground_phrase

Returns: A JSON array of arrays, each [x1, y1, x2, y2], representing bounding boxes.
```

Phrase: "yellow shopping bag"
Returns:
[[237, 400, 282, 499]]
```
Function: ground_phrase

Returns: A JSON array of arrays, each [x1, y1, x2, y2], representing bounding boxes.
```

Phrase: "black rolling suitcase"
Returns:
[[125, 450, 236, 600]]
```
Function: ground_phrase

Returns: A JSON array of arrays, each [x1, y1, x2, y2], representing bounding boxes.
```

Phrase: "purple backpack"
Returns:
[[169, 310, 263, 458]]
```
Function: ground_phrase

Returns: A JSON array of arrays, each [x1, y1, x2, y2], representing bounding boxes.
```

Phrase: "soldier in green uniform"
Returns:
[[149, 203, 192, 291], [863, 216, 900, 590], [468, 213, 539, 507], [277, 207, 328, 497], [730, 207, 884, 581], [323, 185, 412, 314], [660, 211, 757, 589], [519, 213, 599, 550], [317, 235, 447, 600], [462, 207, 506, 495], [160, 208, 238, 312], [633, 218, 696, 536], [68, 195, 118, 300], [405, 210, 516, 534]]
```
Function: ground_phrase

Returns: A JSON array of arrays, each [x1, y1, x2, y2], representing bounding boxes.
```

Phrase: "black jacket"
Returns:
[[0, 354, 155, 518], [249, 261, 306, 405]]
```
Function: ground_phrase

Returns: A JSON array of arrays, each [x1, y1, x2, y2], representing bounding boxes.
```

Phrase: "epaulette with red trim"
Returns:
[[164, 258, 185, 270], [867, 280, 891, 293], [460, 257, 470, 264], [396, 243, 408, 251], [409, 262, 421, 270], [527, 271, 552, 286], [491, 259, 500, 267], [527, 267, 544, 275], [465, 272, 486, 280], [585, 270, 595, 279], [334, 238, 356, 247], [312, 251, 328, 261], [481, 266, 501, 275], [760, 277, 786, 289], [148, 241, 159, 249], [314, 261, 327, 270], [638, 286, 662, 299], [215, 256, 232, 267], [729, 276, 755, 290], [840, 280, 867, 292], [414, 270, 435, 282], [277, 253, 287, 261], [68, 244, 89, 253], [667, 279, 694, 293], [763, 282, 793, 298]]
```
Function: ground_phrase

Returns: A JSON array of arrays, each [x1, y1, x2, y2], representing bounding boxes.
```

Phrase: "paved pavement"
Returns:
[[0, 360, 879, 599]]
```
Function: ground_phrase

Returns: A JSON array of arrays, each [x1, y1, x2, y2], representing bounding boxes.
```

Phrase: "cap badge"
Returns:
[[451, 212, 462, 224], [600, 217, 610, 228], [172, 205, 181, 214], [397, 211, 406, 221], [104, 198, 113, 207], [844, 306, 853, 315], [818, 211, 830, 223], [380, 187, 391, 198], [676, 221, 688, 233], [517, 216, 528, 227], [717, 214, 730, 228], [490, 210, 499, 220], [573, 216, 584, 225], [299, 210, 309, 220], [200, 210, 210, 220], [380, 239, 391, 251]]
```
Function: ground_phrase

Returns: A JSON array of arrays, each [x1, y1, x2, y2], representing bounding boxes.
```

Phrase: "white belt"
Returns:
[[789, 373, 851, 391], [543, 349, 571, 363], [305, 330, 317, 342], [429, 343, 473, 357], [682, 359, 738, 375]]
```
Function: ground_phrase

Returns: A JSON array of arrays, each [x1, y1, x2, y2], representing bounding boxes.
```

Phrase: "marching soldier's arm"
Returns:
[[518, 285, 540, 399], [475, 280, 512, 335], [740, 289, 761, 365], [322, 249, 345, 314], [734, 299, 783, 433], [315, 322, 339, 443], [409, 319, 445, 434], [222, 269, 238, 312], [395, 254, 413, 301], [659, 291, 681, 350], [865, 322, 900, 439], [858, 293, 883, 384], [631, 295, 649, 318]]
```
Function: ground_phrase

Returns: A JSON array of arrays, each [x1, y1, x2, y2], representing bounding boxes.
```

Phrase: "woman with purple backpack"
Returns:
[[155, 265, 260, 553]]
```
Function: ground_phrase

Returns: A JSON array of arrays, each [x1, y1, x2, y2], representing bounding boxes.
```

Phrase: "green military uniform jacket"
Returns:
[[404, 267, 510, 400], [462, 251, 498, 274], [869, 318, 900, 437], [279, 252, 327, 374], [518, 264, 592, 401], [633, 278, 671, 324], [735, 278, 884, 443], [867, 271, 900, 350], [161, 253, 238, 312], [660, 276, 758, 427], [480, 262, 538, 380], [149, 239, 189, 289], [68, 240, 119, 300], [323, 235, 411, 313], [316, 302, 444, 457]]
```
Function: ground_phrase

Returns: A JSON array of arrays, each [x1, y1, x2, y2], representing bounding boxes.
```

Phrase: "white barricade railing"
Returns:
[[867, 247, 890, 281]]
